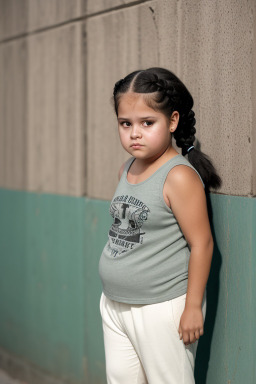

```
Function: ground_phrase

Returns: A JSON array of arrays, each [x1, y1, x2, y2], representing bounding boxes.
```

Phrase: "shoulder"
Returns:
[[165, 164, 205, 202], [167, 163, 202, 184], [164, 164, 211, 248], [118, 157, 134, 180]]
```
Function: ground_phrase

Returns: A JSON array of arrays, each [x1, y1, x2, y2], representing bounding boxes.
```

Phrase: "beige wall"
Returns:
[[0, 2, 85, 196], [0, 0, 255, 199]]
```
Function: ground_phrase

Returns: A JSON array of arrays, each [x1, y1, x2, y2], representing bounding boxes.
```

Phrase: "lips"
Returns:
[[131, 143, 143, 148]]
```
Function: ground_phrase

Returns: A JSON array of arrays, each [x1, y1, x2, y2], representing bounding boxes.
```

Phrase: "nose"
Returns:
[[130, 124, 142, 139]]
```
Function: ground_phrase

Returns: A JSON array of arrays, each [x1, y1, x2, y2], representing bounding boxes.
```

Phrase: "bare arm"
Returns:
[[165, 165, 214, 345]]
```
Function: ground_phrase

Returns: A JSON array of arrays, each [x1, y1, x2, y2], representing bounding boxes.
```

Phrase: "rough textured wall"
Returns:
[[253, 5, 256, 194], [86, 0, 255, 199], [26, 23, 85, 195], [0, 37, 28, 189], [0, 2, 86, 196], [0, 0, 82, 37]]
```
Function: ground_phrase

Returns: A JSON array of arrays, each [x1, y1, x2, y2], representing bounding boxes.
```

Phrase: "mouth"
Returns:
[[131, 144, 143, 149]]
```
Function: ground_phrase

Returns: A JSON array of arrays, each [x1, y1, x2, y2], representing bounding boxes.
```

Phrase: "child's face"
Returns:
[[117, 92, 176, 161]]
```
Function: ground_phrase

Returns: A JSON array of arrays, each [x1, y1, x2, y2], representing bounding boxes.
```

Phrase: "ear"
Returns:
[[169, 111, 179, 133]]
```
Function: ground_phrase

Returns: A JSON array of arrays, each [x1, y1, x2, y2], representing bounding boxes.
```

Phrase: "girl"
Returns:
[[99, 67, 221, 384]]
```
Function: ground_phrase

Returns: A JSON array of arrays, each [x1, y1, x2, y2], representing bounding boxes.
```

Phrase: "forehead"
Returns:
[[118, 92, 157, 116]]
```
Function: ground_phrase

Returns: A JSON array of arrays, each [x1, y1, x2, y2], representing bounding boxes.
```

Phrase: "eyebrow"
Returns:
[[117, 116, 156, 120]]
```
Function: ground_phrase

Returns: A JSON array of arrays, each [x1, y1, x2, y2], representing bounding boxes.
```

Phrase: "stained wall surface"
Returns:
[[0, 1, 255, 384]]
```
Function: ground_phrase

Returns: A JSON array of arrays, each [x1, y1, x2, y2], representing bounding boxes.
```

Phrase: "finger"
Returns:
[[182, 332, 189, 345], [189, 331, 196, 344], [194, 329, 200, 340], [199, 328, 204, 336]]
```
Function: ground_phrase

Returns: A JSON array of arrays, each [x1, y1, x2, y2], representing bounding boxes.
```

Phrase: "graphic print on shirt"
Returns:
[[107, 195, 150, 257]]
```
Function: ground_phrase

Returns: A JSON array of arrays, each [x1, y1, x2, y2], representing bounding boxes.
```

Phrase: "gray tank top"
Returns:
[[99, 154, 205, 304]]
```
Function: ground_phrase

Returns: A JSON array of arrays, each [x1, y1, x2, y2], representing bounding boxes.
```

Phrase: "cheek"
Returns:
[[118, 130, 129, 145], [147, 130, 169, 145]]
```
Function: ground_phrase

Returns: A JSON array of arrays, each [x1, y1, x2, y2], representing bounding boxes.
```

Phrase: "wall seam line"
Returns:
[[0, 0, 153, 44]]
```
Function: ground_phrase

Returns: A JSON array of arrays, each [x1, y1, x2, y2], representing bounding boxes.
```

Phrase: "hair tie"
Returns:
[[187, 145, 194, 153]]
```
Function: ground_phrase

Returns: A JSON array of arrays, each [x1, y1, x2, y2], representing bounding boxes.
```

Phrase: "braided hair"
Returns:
[[112, 67, 221, 191]]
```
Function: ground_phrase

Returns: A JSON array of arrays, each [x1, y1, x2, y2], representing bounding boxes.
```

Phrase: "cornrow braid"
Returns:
[[173, 110, 197, 156], [139, 73, 180, 105]]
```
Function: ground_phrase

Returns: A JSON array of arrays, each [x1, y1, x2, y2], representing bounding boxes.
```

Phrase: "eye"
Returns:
[[120, 121, 131, 128], [143, 121, 153, 127]]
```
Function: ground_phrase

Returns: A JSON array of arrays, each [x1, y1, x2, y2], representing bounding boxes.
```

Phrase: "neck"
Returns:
[[135, 145, 178, 169]]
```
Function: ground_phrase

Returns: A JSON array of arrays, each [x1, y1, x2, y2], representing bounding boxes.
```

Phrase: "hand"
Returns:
[[178, 306, 204, 345]]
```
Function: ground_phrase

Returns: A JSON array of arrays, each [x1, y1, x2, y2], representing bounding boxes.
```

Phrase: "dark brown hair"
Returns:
[[112, 67, 222, 191]]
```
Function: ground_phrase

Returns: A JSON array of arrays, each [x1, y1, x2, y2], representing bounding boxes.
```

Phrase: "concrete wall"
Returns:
[[86, 0, 255, 199], [0, 4, 85, 195], [0, 1, 255, 383]]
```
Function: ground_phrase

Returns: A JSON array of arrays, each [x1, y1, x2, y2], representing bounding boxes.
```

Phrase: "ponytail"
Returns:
[[185, 147, 222, 190], [173, 108, 222, 190]]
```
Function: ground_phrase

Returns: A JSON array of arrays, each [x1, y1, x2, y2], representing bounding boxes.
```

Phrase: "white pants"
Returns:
[[100, 291, 207, 384]]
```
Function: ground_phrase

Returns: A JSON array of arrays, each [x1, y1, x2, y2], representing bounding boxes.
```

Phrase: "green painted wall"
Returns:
[[195, 194, 256, 384], [0, 189, 255, 384], [0, 190, 111, 384]]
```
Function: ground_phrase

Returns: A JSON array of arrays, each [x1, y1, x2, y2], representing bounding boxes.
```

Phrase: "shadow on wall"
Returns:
[[194, 192, 222, 384]]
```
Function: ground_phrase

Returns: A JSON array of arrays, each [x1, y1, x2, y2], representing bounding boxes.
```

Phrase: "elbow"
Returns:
[[189, 235, 214, 255]]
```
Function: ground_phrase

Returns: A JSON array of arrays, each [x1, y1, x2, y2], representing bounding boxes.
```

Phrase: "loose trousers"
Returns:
[[100, 291, 207, 384]]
